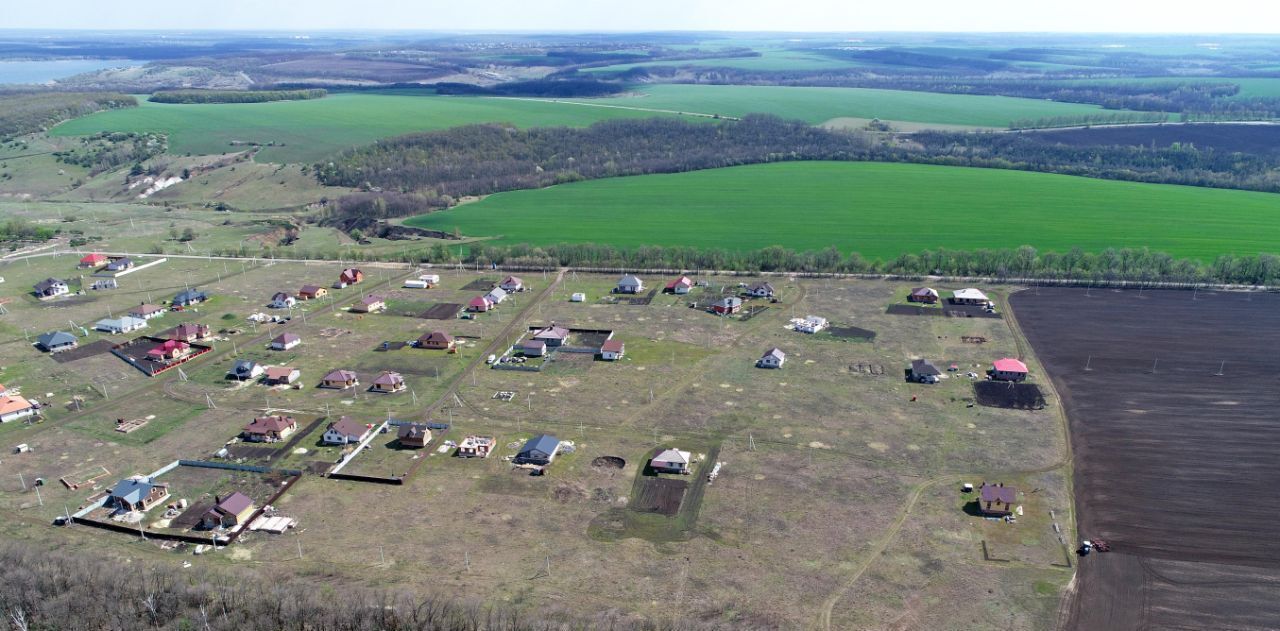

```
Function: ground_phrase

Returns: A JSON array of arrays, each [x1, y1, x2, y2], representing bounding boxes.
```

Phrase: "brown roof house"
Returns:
[[397, 423, 432, 448], [522, 339, 547, 357], [976, 482, 1018, 517], [264, 366, 301, 385], [416, 331, 455, 350], [369, 371, 406, 393], [336, 268, 363, 288], [323, 416, 370, 445], [351, 295, 386, 313], [243, 415, 297, 442], [531, 324, 570, 347], [161, 322, 211, 342], [271, 332, 301, 351], [128, 303, 166, 320], [319, 369, 359, 389], [499, 275, 524, 292], [909, 287, 939, 304], [201, 492, 255, 529], [600, 339, 625, 361], [298, 285, 327, 300]]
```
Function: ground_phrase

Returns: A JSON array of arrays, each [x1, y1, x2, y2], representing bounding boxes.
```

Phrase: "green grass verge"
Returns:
[[406, 161, 1280, 261]]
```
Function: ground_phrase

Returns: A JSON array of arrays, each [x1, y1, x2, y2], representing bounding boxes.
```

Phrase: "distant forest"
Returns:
[[0, 91, 135, 140], [148, 88, 328, 104], [315, 115, 1280, 230]]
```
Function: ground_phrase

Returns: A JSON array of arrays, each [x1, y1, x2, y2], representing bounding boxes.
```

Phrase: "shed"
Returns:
[[522, 339, 547, 357], [515, 434, 561, 465]]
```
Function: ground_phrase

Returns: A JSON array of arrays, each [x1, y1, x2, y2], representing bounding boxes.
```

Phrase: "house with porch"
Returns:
[[319, 369, 359, 389], [909, 287, 939, 304], [172, 289, 208, 307], [952, 288, 990, 306], [227, 359, 264, 381], [416, 331, 455, 350], [370, 371, 406, 393], [499, 275, 524, 292]]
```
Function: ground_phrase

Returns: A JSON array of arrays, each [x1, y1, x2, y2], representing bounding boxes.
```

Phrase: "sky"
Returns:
[[6, 0, 1280, 33]]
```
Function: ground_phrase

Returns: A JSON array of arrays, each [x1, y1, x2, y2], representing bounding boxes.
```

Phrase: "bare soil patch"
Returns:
[[591, 455, 626, 469], [973, 381, 1046, 410], [460, 278, 496, 291], [420, 303, 462, 320], [828, 325, 876, 340], [49, 339, 115, 363], [633, 477, 688, 516], [886, 304, 944, 317]]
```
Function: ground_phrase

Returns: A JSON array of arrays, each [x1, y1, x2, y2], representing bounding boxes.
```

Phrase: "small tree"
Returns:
[[180, 227, 196, 242]]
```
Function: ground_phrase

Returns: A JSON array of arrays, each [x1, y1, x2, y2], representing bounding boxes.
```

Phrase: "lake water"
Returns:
[[0, 59, 142, 84]]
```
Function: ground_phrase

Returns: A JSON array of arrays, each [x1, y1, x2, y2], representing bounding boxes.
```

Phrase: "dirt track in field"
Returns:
[[1012, 287, 1280, 630]]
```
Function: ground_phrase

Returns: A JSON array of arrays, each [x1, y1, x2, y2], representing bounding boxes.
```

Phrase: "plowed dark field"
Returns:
[[1011, 287, 1280, 630]]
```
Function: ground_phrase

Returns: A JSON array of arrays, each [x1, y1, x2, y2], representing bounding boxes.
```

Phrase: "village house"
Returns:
[[416, 331, 455, 350], [976, 482, 1018, 517], [128, 303, 166, 320], [35, 331, 78, 353], [467, 296, 493, 312], [335, 268, 363, 288], [650, 448, 692, 474], [991, 358, 1029, 382], [795, 315, 828, 334], [418, 273, 440, 285], [264, 366, 301, 385], [351, 295, 386, 313], [616, 274, 644, 294], [172, 289, 208, 307], [322, 416, 370, 445], [161, 322, 210, 342], [531, 324, 570, 347], [106, 476, 170, 512], [522, 339, 547, 357], [403, 279, 431, 289], [320, 369, 359, 389], [712, 296, 743, 315], [79, 253, 108, 268], [570, 292, 586, 302], [227, 359, 264, 381], [909, 287, 940, 304], [515, 434, 561, 466], [243, 415, 297, 442], [269, 292, 296, 309], [746, 282, 775, 298], [91, 278, 118, 290], [271, 332, 301, 351], [33, 278, 69, 299], [600, 339, 625, 361], [201, 492, 255, 529], [457, 435, 495, 458], [952, 288, 991, 306], [485, 287, 508, 305], [499, 275, 524, 292], [757, 348, 786, 369], [910, 359, 942, 383], [397, 423, 432, 448], [105, 257, 134, 272], [0, 395, 36, 423], [146, 339, 192, 362], [95, 316, 147, 334], [370, 371, 406, 393], [665, 276, 694, 294], [298, 285, 327, 300]]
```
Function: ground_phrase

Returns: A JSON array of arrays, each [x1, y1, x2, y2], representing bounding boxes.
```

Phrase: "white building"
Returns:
[[757, 348, 786, 369], [95, 316, 147, 334], [616, 275, 644, 294], [795, 316, 828, 334], [650, 448, 692, 474], [952, 288, 991, 305]]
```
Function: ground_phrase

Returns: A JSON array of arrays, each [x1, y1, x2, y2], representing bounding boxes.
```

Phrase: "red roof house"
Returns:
[[992, 358, 1029, 382], [467, 296, 492, 312], [977, 482, 1018, 516], [337, 268, 363, 288], [146, 339, 191, 361], [79, 253, 108, 268], [665, 276, 694, 294]]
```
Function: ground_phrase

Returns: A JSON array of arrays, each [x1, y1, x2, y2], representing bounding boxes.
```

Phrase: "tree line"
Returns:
[[148, 89, 328, 104], [0, 541, 742, 631], [0, 91, 135, 140]]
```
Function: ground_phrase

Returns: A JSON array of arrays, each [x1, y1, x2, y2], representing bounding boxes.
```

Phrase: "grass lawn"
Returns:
[[553, 84, 1143, 128], [406, 161, 1280, 261], [50, 93, 683, 164]]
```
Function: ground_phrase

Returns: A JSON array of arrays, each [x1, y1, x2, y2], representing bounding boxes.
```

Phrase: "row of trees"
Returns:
[[0, 91, 135, 140], [148, 88, 327, 104], [0, 542, 736, 631]]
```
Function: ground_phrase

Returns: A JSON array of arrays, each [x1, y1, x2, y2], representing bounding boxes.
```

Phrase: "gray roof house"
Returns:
[[35, 331, 78, 353], [616, 274, 644, 294], [515, 434, 561, 466], [107, 477, 170, 512], [227, 359, 264, 380], [33, 278, 69, 298], [95, 316, 147, 334], [172, 289, 208, 307], [757, 348, 786, 369], [910, 359, 942, 383]]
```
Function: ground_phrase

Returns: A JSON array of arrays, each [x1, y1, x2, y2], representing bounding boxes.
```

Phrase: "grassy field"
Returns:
[[554, 84, 1141, 128], [50, 93, 682, 164], [406, 161, 1280, 261]]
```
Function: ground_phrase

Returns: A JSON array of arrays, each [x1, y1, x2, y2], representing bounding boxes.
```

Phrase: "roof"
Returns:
[[911, 359, 941, 376], [803, 315, 827, 324], [716, 297, 743, 308], [328, 416, 367, 438], [911, 287, 938, 296], [299, 284, 324, 294], [666, 276, 693, 289], [246, 415, 295, 433], [37, 331, 77, 347], [165, 323, 206, 338], [993, 358, 1028, 373], [953, 288, 989, 301], [419, 331, 453, 344], [468, 296, 491, 307], [372, 371, 403, 385], [532, 325, 570, 340], [618, 274, 642, 286], [340, 268, 362, 279], [980, 483, 1017, 505], [0, 396, 33, 416], [323, 369, 357, 382], [130, 303, 165, 316], [34, 278, 66, 292], [264, 366, 297, 380], [357, 295, 383, 306], [523, 339, 547, 349], [271, 291, 292, 300], [109, 258, 133, 267], [230, 359, 261, 375], [273, 333, 300, 345], [98, 316, 145, 330], [110, 477, 163, 505], [147, 339, 188, 356], [601, 339, 625, 353], [398, 423, 430, 440], [502, 275, 522, 285], [173, 289, 206, 303], [763, 348, 786, 360], [520, 434, 560, 456], [652, 448, 690, 464], [80, 253, 107, 264], [215, 492, 254, 516], [486, 287, 507, 299], [749, 282, 775, 292]]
